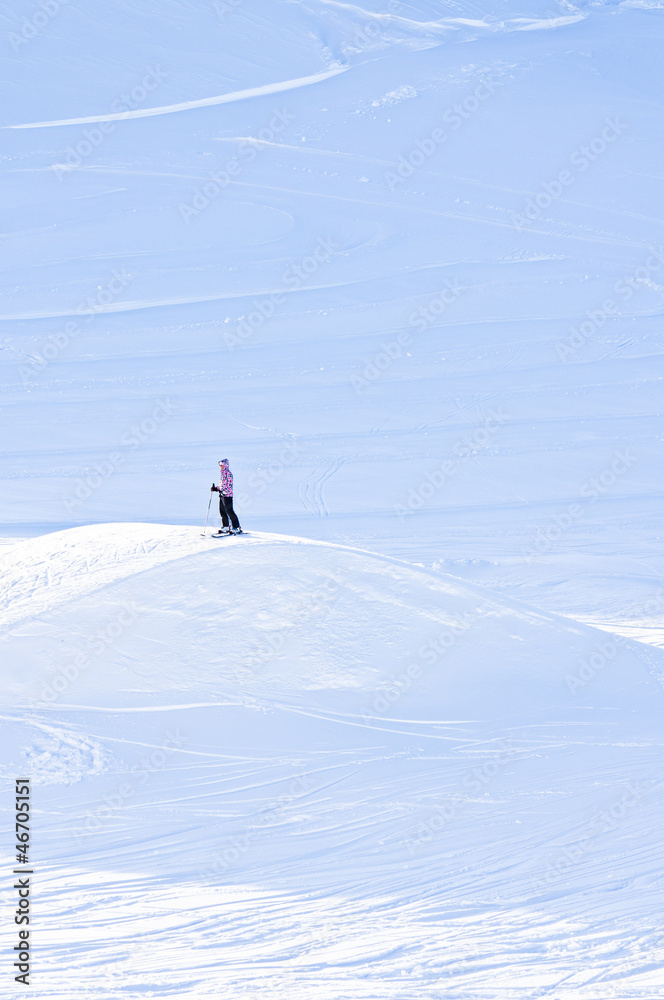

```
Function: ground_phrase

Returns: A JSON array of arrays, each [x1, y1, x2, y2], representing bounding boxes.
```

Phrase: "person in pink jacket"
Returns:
[[210, 459, 242, 534]]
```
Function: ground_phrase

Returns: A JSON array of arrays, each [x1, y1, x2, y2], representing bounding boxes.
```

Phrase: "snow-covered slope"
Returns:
[[2, 0, 664, 629], [2, 524, 664, 996], [2, 0, 664, 994]]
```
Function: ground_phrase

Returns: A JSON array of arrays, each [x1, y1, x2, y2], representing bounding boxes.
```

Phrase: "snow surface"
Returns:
[[2, 0, 664, 995], [3, 524, 664, 996]]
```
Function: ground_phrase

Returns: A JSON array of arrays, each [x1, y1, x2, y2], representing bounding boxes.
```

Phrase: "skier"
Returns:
[[210, 459, 242, 535]]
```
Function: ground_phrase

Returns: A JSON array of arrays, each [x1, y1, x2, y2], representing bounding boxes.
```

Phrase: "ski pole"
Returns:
[[201, 491, 213, 537]]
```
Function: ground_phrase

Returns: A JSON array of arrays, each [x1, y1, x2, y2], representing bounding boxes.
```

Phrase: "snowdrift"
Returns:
[[2, 524, 663, 996]]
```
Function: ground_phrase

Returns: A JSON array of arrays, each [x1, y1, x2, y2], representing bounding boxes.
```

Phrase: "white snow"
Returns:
[[3, 525, 664, 995], [7, 68, 349, 130], [2, 0, 664, 994]]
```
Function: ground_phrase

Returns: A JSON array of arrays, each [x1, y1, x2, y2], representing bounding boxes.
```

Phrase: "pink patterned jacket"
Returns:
[[218, 461, 233, 497]]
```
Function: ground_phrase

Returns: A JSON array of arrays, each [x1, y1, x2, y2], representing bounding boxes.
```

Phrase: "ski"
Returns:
[[209, 530, 246, 538]]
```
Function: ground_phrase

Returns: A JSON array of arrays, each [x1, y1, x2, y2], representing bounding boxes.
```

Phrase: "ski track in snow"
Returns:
[[297, 457, 346, 516], [0, 524, 206, 630], [3, 0, 664, 994], [5, 68, 349, 130]]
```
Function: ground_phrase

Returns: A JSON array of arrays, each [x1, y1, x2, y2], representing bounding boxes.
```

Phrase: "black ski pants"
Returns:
[[219, 494, 240, 530]]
